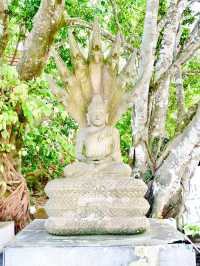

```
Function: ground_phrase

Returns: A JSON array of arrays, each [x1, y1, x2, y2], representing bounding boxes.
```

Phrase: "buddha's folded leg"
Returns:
[[96, 162, 132, 177], [64, 162, 95, 178]]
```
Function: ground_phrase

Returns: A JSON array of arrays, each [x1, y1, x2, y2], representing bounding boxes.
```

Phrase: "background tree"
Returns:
[[0, 0, 199, 228]]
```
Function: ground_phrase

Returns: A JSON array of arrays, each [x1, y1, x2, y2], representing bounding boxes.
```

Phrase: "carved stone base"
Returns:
[[44, 175, 150, 235], [45, 217, 150, 235]]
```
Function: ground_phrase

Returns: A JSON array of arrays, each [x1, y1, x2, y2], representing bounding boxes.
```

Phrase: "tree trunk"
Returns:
[[17, 0, 65, 80], [176, 147, 200, 229], [151, 103, 200, 218], [132, 0, 159, 175], [0, 1, 9, 58], [150, 74, 171, 137]]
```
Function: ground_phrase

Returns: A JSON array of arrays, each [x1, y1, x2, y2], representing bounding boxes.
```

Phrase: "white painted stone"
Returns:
[[159, 245, 196, 266], [184, 166, 200, 225], [5, 246, 136, 266], [0, 222, 14, 252], [3, 220, 196, 266]]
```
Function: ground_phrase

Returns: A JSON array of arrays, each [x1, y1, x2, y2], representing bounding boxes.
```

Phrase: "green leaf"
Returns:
[[22, 102, 33, 122], [1, 130, 10, 139]]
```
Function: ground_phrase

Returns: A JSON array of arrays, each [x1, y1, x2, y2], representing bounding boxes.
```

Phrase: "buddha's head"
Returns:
[[87, 95, 108, 127]]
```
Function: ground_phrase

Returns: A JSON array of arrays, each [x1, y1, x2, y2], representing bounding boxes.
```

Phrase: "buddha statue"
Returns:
[[44, 94, 150, 236], [44, 22, 150, 235], [63, 95, 131, 178]]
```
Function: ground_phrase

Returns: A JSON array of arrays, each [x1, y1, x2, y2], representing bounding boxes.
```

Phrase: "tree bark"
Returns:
[[174, 66, 186, 130], [177, 146, 200, 228], [174, 18, 200, 66], [150, 74, 171, 137], [17, 0, 65, 80], [132, 0, 159, 174], [151, 103, 200, 218], [154, 0, 187, 82], [0, 1, 9, 58]]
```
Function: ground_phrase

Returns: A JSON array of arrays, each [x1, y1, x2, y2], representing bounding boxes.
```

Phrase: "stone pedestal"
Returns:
[[4, 219, 196, 266], [183, 166, 200, 226], [45, 176, 150, 235], [0, 222, 14, 266]]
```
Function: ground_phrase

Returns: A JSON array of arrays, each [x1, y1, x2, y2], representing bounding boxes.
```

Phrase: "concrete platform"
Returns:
[[0, 222, 14, 266], [0, 222, 14, 252], [4, 219, 196, 266]]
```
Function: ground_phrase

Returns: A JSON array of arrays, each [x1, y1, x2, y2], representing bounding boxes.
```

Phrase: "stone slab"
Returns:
[[0, 222, 14, 252], [0, 222, 14, 266], [184, 166, 200, 226], [6, 219, 184, 247], [4, 245, 196, 266], [3, 219, 196, 266]]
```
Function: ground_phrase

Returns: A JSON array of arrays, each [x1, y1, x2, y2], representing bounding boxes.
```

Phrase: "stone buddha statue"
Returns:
[[44, 94, 150, 236], [44, 22, 150, 235], [64, 95, 131, 178]]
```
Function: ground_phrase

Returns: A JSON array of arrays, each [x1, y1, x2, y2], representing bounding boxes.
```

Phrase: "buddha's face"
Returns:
[[88, 107, 107, 127]]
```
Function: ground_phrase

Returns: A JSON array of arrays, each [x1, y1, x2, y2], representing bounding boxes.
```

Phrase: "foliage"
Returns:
[[184, 224, 200, 237], [180, 7, 196, 48], [1, 0, 199, 199], [8, 0, 41, 31], [0, 64, 28, 153], [20, 79, 78, 194], [116, 109, 132, 163], [166, 55, 200, 138], [22, 114, 77, 194], [0, 63, 77, 194], [183, 56, 200, 107]]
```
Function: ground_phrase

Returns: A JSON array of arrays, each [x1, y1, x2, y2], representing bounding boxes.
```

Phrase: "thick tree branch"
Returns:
[[17, 0, 65, 81], [131, 0, 159, 174], [157, 0, 177, 35], [0, 1, 9, 58], [156, 102, 199, 170], [154, 0, 187, 82], [158, 17, 200, 79], [174, 66, 186, 126], [174, 18, 200, 66], [149, 74, 171, 137], [0, 0, 8, 14], [157, 18, 167, 36], [176, 101, 199, 134], [133, 0, 159, 141], [152, 102, 200, 218]]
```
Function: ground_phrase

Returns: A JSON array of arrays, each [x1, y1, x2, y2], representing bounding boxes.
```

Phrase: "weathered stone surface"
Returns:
[[5, 219, 185, 246], [0, 222, 14, 266], [45, 175, 150, 235], [45, 216, 149, 235], [3, 219, 196, 266], [0, 222, 14, 252], [183, 166, 200, 226]]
